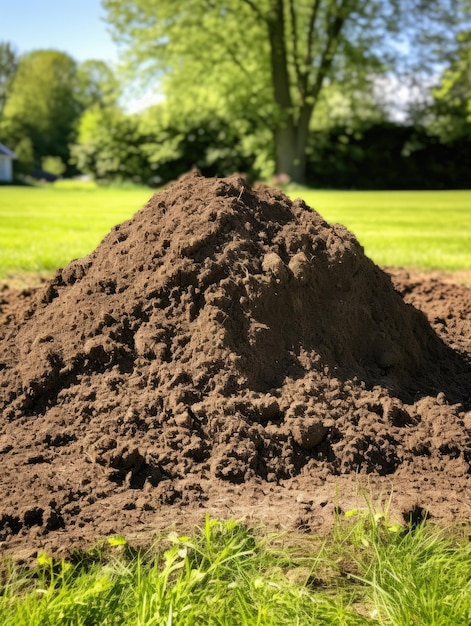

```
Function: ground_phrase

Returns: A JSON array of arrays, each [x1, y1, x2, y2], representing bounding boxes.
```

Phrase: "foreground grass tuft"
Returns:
[[362, 520, 471, 624], [1, 514, 470, 625]]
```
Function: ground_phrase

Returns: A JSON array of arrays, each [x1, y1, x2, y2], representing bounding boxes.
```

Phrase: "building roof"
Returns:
[[0, 143, 17, 158]]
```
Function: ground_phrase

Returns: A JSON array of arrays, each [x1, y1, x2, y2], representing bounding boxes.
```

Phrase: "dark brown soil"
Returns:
[[1, 172, 470, 561]]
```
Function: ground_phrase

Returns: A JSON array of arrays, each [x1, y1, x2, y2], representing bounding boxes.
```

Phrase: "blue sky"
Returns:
[[2, 0, 119, 64]]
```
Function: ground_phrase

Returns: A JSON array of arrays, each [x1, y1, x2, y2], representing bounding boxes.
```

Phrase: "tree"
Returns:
[[137, 103, 260, 181], [1, 50, 81, 168], [42, 155, 67, 176], [71, 101, 256, 184], [12, 136, 34, 175], [0, 41, 18, 121], [431, 28, 471, 141], [103, 0, 468, 183], [77, 59, 120, 110], [71, 106, 153, 183]]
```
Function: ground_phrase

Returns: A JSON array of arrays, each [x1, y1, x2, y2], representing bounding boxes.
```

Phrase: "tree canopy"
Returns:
[[1, 50, 81, 167], [103, 0, 469, 182], [0, 41, 18, 121], [432, 27, 471, 141], [0, 49, 119, 174], [1, 1, 469, 186], [77, 59, 121, 110]]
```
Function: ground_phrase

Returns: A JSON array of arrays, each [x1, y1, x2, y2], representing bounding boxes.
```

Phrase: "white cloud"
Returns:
[[374, 74, 437, 122], [124, 91, 165, 114]]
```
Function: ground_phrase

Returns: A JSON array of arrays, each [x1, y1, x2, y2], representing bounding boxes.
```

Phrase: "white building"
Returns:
[[0, 143, 17, 182]]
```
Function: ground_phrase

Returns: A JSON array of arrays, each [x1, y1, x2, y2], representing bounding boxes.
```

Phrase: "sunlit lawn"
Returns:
[[0, 183, 470, 281], [292, 189, 471, 271], [0, 183, 152, 279]]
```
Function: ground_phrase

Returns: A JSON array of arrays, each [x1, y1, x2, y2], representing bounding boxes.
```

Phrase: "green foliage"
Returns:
[[362, 522, 471, 624], [338, 504, 471, 625], [0, 50, 120, 176], [72, 101, 264, 184], [310, 81, 387, 133], [1, 50, 81, 169], [102, 0, 391, 181], [0, 41, 18, 121], [337, 507, 471, 625], [0, 517, 365, 624], [139, 104, 263, 181], [76, 59, 121, 110], [11, 137, 34, 176], [103, 0, 469, 182], [431, 28, 471, 142], [306, 122, 471, 189], [41, 156, 66, 177], [71, 106, 154, 184]]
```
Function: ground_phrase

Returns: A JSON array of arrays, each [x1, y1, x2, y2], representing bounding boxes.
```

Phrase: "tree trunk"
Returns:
[[266, 0, 298, 181], [273, 128, 303, 184], [267, 0, 314, 184], [274, 103, 312, 184]]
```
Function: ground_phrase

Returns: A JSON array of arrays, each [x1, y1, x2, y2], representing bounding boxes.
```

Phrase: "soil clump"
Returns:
[[0, 171, 470, 560]]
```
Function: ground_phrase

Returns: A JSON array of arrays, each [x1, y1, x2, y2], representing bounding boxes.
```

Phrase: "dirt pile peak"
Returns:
[[5, 171, 441, 410]]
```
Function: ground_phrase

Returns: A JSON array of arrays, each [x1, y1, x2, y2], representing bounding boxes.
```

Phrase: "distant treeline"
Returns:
[[71, 115, 471, 190], [1, 34, 470, 190], [307, 124, 471, 190]]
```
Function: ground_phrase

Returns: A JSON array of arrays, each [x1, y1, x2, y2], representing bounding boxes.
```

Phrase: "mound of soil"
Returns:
[[1, 172, 470, 559]]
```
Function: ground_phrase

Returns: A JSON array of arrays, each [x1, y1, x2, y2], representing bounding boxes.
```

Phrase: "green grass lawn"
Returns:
[[1, 513, 470, 625], [0, 183, 152, 280], [290, 189, 471, 271], [0, 184, 470, 281]]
